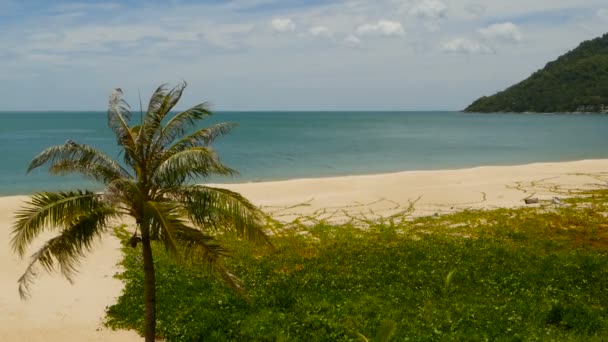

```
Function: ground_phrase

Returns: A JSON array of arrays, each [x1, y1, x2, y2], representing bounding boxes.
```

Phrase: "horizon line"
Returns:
[[0, 109, 461, 113]]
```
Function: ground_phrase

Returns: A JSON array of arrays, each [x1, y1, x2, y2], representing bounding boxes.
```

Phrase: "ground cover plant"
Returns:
[[106, 190, 608, 341]]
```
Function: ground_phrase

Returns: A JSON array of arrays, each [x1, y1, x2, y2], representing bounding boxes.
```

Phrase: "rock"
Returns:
[[524, 198, 539, 204], [552, 197, 565, 205]]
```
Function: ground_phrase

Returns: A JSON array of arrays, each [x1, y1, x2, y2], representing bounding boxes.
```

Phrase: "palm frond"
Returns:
[[136, 84, 169, 150], [153, 147, 235, 187], [155, 102, 213, 149], [28, 141, 129, 182], [160, 81, 187, 116], [103, 178, 142, 215], [140, 82, 187, 152], [164, 122, 237, 156], [169, 224, 246, 295], [171, 224, 229, 262], [175, 186, 271, 245], [146, 84, 170, 117], [108, 88, 138, 167], [144, 201, 183, 255], [17, 206, 113, 299], [11, 191, 106, 257]]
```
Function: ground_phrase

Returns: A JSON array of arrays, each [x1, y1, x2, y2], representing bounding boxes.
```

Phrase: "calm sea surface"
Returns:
[[1, 111, 608, 195]]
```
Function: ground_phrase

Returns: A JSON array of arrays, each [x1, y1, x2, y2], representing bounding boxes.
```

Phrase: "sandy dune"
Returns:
[[1, 159, 607, 341]]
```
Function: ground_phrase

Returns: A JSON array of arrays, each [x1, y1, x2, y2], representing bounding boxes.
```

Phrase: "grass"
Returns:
[[105, 190, 608, 341]]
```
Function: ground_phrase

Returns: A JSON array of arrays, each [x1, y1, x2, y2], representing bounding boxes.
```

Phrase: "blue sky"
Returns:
[[0, 0, 606, 111]]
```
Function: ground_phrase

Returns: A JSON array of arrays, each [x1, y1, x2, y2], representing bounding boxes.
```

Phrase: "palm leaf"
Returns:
[[171, 224, 228, 262], [153, 147, 235, 187], [175, 186, 271, 245], [28, 141, 129, 183], [144, 201, 183, 254], [140, 82, 187, 153], [169, 225, 247, 297], [108, 88, 138, 167], [102, 178, 142, 215], [155, 102, 213, 149], [164, 122, 237, 157], [16, 204, 114, 298], [11, 191, 105, 257], [138, 84, 168, 138]]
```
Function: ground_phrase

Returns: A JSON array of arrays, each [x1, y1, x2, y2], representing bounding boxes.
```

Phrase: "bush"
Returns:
[[106, 193, 608, 341]]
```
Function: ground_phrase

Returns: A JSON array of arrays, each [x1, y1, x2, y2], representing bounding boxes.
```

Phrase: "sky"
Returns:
[[0, 0, 606, 111]]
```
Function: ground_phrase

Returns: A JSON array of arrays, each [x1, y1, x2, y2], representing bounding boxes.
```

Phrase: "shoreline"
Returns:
[[3, 158, 608, 198], [216, 158, 608, 186], [213, 158, 608, 222], [2, 158, 608, 341]]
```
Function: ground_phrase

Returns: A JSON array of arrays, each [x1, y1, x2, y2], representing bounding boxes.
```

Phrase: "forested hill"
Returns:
[[464, 33, 608, 113]]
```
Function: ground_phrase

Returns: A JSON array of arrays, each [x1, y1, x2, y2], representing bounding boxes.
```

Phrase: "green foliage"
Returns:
[[106, 191, 608, 341], [465, 32, 608, 113]]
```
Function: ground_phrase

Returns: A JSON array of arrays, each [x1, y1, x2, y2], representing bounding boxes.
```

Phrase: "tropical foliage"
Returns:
[[11, 82, 270, 341], [465, 32, 608, 113], [107, 190, 608, 341]]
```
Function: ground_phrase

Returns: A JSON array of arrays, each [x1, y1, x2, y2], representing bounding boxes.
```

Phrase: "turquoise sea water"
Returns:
[[1, 111, 608, 195]]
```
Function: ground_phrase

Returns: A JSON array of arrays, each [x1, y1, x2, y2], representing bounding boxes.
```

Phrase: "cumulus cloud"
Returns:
[[409, 0, 448, 19], [356, 20, 404, 37], [310, 25, 331, 37], [271, 17, 296, 33], [441, 38, 494, 54], [344, 34, 361, 46], [479, 22, 523, 43]]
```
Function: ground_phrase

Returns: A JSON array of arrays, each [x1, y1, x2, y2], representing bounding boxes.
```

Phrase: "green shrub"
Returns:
[[106, 192, 608, 341]]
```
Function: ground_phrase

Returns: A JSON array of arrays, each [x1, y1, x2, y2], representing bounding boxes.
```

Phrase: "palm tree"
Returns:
[[11, 82, 270, 341]]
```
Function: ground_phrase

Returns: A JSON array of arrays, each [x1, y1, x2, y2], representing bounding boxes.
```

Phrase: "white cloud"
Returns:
[[13, 25, 178, 55], [409, 0, 448, 19], [202, 23, 255, 50], [356, 20, 404, 37], [479, 22, 523, 43], [310, 25, 331, 37], [1, 0, 608, 111], [441, 38, 494, 54], [271, 17, 296, 33], [344, 34, 361, 46], [52, 2, 121, 12]]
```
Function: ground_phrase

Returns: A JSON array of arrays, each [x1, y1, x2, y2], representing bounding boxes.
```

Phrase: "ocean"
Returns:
[[1, 111, 608, 196]]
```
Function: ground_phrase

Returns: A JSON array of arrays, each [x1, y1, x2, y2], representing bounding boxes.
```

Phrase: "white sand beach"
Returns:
[[1, 159, 607, 341]]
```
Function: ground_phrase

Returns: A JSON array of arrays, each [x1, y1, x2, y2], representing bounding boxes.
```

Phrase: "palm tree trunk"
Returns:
[[141, 226, 156, 341]]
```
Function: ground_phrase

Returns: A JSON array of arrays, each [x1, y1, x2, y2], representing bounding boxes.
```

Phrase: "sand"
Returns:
[[1, 159, 607, 341], [218, 159, 608, 223]]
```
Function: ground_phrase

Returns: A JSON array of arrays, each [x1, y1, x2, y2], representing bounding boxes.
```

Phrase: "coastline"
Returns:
[[1, 158, 608, 341], [213, 158, 608, 222]]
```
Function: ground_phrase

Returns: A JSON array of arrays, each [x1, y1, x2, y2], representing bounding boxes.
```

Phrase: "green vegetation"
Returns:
[[465, 32, 608, 113], [11, 82, 269, 342], [107, 190, 608, 341]]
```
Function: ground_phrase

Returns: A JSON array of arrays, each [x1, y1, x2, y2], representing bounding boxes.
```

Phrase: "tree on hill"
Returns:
[[465, 33, 608, 113], [11, 82, 271, 341]]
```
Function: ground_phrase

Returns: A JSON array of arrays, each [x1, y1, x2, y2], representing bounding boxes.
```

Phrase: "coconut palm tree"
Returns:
[[11, 82, 270, 341]]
